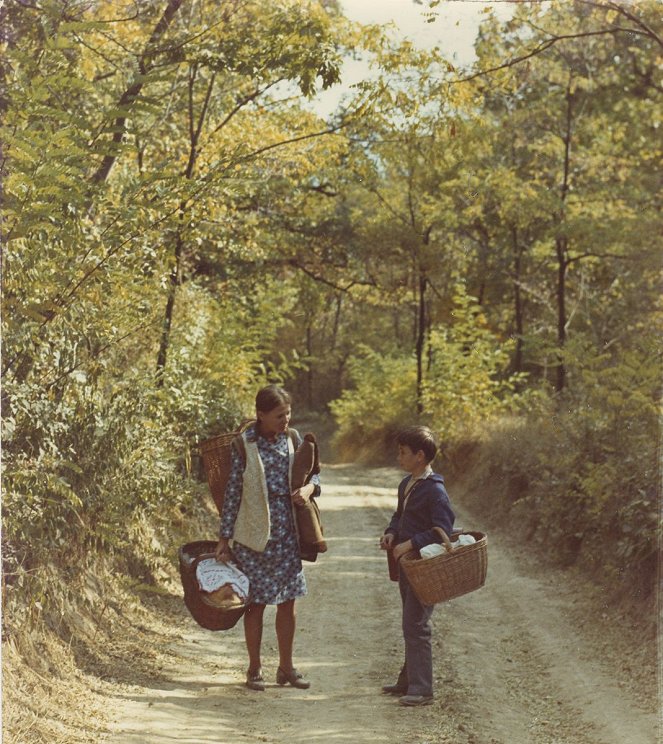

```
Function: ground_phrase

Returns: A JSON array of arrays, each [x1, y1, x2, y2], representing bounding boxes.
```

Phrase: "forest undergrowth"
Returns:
[[1, 483, 216, 744]]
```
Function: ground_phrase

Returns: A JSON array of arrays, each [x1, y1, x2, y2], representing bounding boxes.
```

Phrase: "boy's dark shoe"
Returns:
[[382, 682, 408, 695], [382, 664, 408, 694], [399, 694, 434, 706]]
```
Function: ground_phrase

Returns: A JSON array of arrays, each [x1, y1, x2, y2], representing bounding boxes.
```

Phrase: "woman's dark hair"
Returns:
[[397, 426, 437, 463], [255, 384, 291, 413]]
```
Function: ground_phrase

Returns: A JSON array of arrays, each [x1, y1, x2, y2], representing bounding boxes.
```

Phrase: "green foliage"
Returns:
[[161, 278, 302, 443], [556, 330, 661, 567], [457, 340, 659, 593], [442, 307, 660, 594], [422, 285, 527, 441], [1, 0, 350, 636], [330, 347, 418, 461], [329, 285, 530, 458], [2, 371, 183, 627]]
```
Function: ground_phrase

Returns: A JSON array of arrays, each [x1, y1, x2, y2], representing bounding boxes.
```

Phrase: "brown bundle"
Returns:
[[201, 584, 245, 609], [291, 432, 327, 556]]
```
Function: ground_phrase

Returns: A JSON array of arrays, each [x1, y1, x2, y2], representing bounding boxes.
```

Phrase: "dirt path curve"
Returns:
[[107, 464, 658, 744]]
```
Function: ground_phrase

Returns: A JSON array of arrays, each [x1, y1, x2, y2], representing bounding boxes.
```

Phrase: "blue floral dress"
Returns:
[[219, 425, 319, 605]]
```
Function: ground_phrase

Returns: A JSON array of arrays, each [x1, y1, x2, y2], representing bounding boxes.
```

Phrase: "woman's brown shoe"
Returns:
[[246, 669, 265, 691], [276, 666, 310, 689]]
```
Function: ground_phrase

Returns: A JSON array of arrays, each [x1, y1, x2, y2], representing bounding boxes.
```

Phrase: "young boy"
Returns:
[[379, 425, 455, 707]]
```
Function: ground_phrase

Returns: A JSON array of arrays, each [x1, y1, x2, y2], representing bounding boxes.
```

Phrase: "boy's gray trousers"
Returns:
[[398, 572, 435, 697]]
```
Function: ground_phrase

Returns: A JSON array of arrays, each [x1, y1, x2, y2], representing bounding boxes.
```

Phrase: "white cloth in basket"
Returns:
[[420, 533, 476, 559], [455, 534, 477, 548], [420, 543, 446, 559], [196, 558, 250, 601]]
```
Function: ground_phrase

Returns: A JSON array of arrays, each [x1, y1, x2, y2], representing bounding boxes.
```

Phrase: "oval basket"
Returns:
[[199, 421, 253, 515], [400, 528, 488, 605], [178, 540, 247, 631]]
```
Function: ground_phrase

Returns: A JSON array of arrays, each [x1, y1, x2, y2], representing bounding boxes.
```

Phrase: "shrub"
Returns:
[[422, 287, 527, 443], [329, 346, 418, 462], [450, 335, 659, 599]]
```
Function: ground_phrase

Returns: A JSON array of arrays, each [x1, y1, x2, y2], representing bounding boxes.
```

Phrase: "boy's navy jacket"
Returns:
[[385, 473, 455, 552]]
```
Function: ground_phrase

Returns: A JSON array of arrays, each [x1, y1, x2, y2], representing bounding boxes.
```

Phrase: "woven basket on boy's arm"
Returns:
[[400, 527, 488, 605]]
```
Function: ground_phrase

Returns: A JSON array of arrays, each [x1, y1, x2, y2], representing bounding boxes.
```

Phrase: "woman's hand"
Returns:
[[392, 539, 413, 561], [379, 533, 395, 551], [215, 538, 232, 563], [291, 482, 315, 506]]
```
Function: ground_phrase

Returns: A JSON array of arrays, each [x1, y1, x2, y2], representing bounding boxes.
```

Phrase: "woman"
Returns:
[[215, 384, 320, 691]]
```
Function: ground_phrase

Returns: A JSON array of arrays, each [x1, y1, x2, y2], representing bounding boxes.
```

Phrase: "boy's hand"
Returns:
[[393, 539, 414, 561], [380, 533, 395, 551]]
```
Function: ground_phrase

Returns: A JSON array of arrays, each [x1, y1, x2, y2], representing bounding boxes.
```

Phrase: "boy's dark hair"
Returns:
[[397, 426, 438, 463]]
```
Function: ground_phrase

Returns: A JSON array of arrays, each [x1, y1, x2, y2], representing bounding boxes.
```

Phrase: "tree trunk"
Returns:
[[306, 324, 314, 408], [330, 293, 342, 352], [155, 232, 183, 386], [554, 78, 574, 393], [511, 224, 524, 374], [154, 68, 216, 382], [555, 237, 568, 393], [91, 0, 184, 184], [415, 272, 427, 414]]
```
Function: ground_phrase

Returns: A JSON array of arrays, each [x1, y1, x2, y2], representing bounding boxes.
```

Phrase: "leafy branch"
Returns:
[[90, 0, 184, 184]]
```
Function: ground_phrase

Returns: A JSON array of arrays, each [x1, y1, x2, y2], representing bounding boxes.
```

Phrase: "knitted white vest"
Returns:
[[231, 431, 295, 552]]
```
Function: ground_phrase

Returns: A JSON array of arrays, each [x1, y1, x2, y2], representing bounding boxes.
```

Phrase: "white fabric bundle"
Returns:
[[419, 533, 477, 560], [455, 533, 477, 548], [195, 558, 250, 601], [420, 543, 446, 559]]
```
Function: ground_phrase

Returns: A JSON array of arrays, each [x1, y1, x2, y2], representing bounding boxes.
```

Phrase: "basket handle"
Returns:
[[432, 526, 455, 552]]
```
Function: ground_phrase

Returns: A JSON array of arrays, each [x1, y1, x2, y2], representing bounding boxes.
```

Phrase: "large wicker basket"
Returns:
[[400, 528, 487, 605], [199, 420, 252, 515], [178, 540, 247, 631]]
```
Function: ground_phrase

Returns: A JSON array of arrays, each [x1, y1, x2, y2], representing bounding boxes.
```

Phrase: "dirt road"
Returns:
[[107, 464, 658, 744]]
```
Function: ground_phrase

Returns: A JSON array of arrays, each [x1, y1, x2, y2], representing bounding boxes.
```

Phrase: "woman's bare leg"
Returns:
[[275, 599, 296, 671], [244, 603, 266, 673]]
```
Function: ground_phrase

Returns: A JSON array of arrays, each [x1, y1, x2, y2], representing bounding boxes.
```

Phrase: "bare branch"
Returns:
[[288, 259, 374, 292], [41, 317, 159, 390], [211, 83, 277, 135], [307, 183, 338, 197], [579, 0, 663, 49], [566, 250, 644, 265], [235, 121, 348, 163], [451, 27, 655, 85]]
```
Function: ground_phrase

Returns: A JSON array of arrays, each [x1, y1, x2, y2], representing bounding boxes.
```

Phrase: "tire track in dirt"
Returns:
[[106, 464, 658, 744]]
